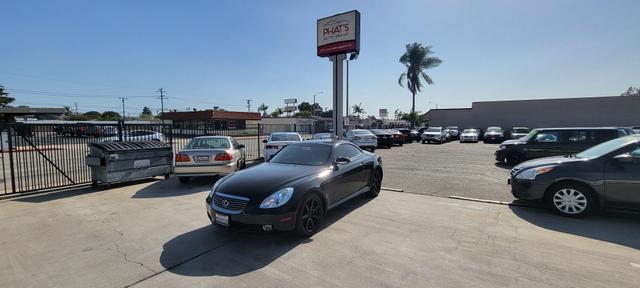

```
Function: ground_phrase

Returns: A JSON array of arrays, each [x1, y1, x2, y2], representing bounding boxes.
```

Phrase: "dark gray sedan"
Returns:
[[509, 134, 640, 217]]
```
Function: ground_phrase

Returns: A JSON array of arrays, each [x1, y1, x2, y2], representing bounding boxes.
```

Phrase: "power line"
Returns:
[[6, 88, 155, 98]]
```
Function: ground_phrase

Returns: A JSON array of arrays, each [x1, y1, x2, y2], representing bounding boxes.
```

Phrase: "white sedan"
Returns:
[[344, 129, 377, 151], [174, 136, 246, 183], [459, 129, 479, 143], [262, 132, 303, 161]]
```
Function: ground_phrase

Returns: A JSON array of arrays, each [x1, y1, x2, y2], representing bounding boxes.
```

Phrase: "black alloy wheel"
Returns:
[[367, 169, 382, 198], [295, 193, 324, 237]]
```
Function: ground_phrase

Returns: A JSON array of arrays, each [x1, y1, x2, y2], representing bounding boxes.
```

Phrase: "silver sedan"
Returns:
[[174, 136, 246, 183]]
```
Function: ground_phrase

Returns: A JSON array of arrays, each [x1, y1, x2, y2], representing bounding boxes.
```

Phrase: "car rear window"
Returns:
[[271, 134, 301, 141], [185, 138, 230, 149]]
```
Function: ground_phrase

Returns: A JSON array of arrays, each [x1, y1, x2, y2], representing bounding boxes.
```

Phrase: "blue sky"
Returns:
[[1, 0, 639, 117]]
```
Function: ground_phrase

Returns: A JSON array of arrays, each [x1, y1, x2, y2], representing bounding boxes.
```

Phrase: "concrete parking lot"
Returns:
[[1, 176, 639, 288], [377, 140, 516, 202]]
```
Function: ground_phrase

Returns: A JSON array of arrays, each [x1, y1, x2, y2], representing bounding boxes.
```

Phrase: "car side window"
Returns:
[[593, 130, 618, 143], [565, 130, 588, 144], [534, 131, 559, 143], [334, 144, 362, 159]]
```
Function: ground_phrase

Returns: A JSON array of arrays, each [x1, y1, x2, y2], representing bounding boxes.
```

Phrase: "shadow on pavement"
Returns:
[[494, 162, 513, 170], [132, 176, 219, 198], [509, 205, 640, 250], [10, 178, 159, 203], [159, 194, 373, 277]]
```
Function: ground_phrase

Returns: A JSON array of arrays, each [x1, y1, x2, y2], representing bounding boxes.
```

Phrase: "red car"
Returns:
[[387, 129, 405, 146]]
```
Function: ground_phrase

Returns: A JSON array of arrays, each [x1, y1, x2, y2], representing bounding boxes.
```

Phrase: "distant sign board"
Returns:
[[317, 10, 360, 57], [379, 109, 388, 118], [284, 98, 297, 104]]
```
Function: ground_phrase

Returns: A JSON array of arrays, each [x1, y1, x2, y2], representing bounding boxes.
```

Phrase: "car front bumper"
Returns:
[[508, 176, 547, 201], [206, 203, 296, 231], [495, 149, 507, 161], [376, 138, 393, 147], [175, 162, 236, 176], [352, 140, 377, 148], [460, 137, 478, 142]]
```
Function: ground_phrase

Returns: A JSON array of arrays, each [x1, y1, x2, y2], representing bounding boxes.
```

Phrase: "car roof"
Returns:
[[291, 140, 352, 146], [193, 136, 231, 139], [535, 127, 622, 130]]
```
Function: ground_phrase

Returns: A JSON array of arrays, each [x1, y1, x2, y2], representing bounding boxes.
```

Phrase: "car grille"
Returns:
[[213, 193, 249, 213]]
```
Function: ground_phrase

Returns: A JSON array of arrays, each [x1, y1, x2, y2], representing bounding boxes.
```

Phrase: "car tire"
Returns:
[[294, 193, 324, 237], [421, 140, 426, 144], [370, 147, 376, 152], [546, 183, 597, 217], [505, 153, 524, 165], [178, 177, 189, 184], [399, 142, 403, 147], [366, 169, 382, 198]]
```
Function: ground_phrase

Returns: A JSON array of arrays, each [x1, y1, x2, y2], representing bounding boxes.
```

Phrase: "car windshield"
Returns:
[[185, 138, 230, 149], [269, 144, 332, 166], [462, 129, 477, 133], [354, 130, 373, 135], [426, 128, 442, 132], [371, 129, 387, 134], [576, 136, 638, 159], [270, 133, 301, 141], [512, 128, 530, 133], [487, 127, 502, 132]]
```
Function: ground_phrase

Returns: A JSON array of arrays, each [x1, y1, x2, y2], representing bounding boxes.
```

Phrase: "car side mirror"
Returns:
[[262, 139, 268, 143], [333, 157, 351, 170], [237, 144, 245, 149], [613, 153, 633, 164]]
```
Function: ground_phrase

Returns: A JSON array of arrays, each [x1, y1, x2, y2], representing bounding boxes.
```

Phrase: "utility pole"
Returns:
[[119, 97, 127, 121], [74, 102, 78, 115], [246, 99, 252, 112], [157, 88, 167, 124]]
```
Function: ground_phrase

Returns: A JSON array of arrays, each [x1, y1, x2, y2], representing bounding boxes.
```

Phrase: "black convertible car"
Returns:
[[205, 140, 383, 237]]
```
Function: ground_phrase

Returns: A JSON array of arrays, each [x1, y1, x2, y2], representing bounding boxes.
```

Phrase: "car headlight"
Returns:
[[260, 187, 294, 209], [499, 145, 507, 150], [515, 166, 555, 180]]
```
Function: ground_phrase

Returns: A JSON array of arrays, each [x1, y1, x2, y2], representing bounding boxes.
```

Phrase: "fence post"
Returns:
[[257, 123, 261, 159], [117, 121, 124, 141], [7, 126, 16, 193]]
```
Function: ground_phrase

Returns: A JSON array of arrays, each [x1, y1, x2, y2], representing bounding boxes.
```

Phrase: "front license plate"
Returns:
[[214, 213, 229, 226], [196, 155, 210, 162]]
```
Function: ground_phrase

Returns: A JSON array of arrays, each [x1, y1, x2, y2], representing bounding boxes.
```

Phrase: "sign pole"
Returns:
[[331, 54, 346, 139]]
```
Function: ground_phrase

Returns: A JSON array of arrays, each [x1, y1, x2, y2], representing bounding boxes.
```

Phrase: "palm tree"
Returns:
[[394, 109, 402, 120], [270, 108, 283, 117], [258, 103, 269, 117], [398, 43, 442, 114], [352, 103, 365, 119]]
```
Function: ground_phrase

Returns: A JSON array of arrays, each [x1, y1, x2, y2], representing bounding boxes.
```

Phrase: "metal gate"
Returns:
[[0, 121, 315, 195]]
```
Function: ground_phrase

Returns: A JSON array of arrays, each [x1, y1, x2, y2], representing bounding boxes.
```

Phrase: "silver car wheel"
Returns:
[[552, 188, 588, 215]]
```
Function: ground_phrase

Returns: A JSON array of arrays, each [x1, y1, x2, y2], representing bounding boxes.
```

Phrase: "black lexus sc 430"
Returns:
[[205, 140, 383, 237]]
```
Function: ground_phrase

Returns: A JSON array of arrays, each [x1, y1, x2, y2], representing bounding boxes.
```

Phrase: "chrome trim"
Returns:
[[327, 186, 370, 210], [215, 191, 250, 201]]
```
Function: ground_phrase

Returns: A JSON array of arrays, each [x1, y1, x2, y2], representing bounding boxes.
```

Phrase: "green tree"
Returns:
[[101, 111, 121, 121], [270, 108, 283, 117], [621, 86, 640, 96], [140, 106, 153, 119], [294, 110, 312, 118], [258, 103, 269, 117], [83, 111, 102, 120], [394, 109, 402, 120], [352, 103, 365, 119], [320, 109, 333, 118], [0, 85, 15, 107], [400, 111, 422, 127], [398, 43, 442, 115]]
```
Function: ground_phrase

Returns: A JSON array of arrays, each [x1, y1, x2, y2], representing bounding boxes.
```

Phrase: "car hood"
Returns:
[[515, 156, 585, 170], [423, 132, 442, 135], [216, 163, 325, 198], [460, 133, 478, 137], [485, 131, 503, 135], [501, 139, 526, 146]]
